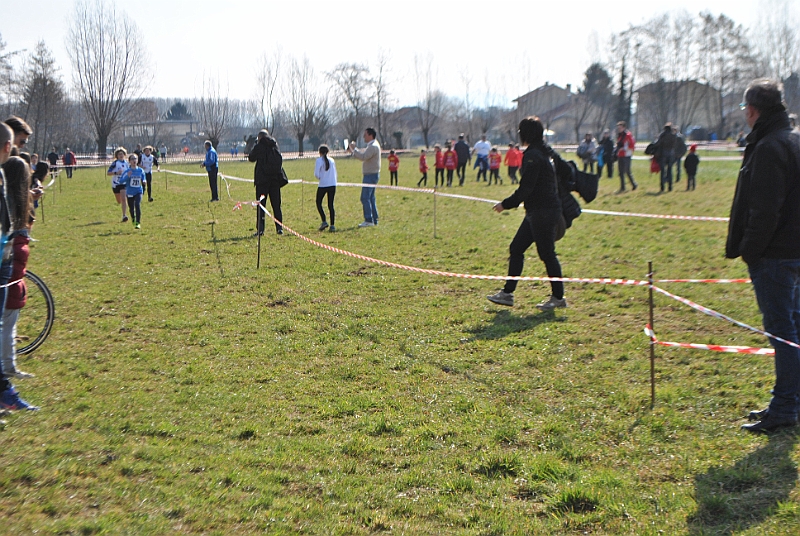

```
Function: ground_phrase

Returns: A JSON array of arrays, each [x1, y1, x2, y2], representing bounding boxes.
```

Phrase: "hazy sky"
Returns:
[[2, 0, 771, 108]]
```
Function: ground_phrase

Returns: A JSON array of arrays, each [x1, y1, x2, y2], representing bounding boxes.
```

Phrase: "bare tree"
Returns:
[[373, 50, 393, 147], [66, 0, 150, 156], [414, 54, 446, 148], [0, 33, 22, 119], [254, 49, 282, 132], [328, 62, 372, 144], [20, 41, 66, 154], [194, 75, 232, 148], [457, 67, 475, 142], [286, 56, 315, 155], [306, 92, 332, 150], [755, 0, 800, 80], [696, 12, 760, 133]]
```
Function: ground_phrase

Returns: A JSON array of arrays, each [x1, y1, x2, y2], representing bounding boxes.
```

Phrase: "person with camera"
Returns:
[[248, 129, 284, 235]]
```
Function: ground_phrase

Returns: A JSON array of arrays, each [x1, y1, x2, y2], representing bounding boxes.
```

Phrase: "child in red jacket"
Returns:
[[443, 142, 458, 187], [504, 143, 521, 184], [488, 147, 503, 185], [433, 144, 444, 187], [417, 149, 429, 187], [387, 150, 400, 186]]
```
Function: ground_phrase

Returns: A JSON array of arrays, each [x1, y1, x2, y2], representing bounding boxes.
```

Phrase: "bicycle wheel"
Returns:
[[16, 270, 55, 355]]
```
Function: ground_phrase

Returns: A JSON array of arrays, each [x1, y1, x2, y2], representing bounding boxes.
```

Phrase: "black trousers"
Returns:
[[504, 209, 563, 299], [316, 186, 336, 226], [145, 172, 152, 198], [457, 162, 467, 185], [207, 167, 219, 200], [256, 182, 283, 232], [435, 168, 444, 186]]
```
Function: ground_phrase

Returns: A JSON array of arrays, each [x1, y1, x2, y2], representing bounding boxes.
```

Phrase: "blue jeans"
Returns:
[[360, 173, 379, 224], [0, 258, 12, 392], [748, 258, 800, 419]]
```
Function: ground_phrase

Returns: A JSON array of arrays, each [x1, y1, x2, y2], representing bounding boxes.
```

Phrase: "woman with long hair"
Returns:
[[314, 145, 337, 232]]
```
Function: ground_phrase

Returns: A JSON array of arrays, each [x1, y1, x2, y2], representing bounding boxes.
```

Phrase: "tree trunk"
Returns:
[[422, 128, 429, 149], [297, 134, 304, 156], [97, 134, 108, 159]]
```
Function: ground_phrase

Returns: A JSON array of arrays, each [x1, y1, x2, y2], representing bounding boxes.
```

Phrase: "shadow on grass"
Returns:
[[687, 428, 799, 535], [468, 309, 565, 340]]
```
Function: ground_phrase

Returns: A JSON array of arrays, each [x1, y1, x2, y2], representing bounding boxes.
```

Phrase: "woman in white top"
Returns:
[[314, 145, 337, 232]]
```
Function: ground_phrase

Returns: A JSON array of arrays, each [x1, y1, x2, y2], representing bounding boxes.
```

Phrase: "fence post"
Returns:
[[649, 260, 656, 409], [433, 186, 437, 239]]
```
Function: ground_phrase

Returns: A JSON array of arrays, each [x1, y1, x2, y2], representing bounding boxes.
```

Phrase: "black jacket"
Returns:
[[501, 142, 560, 213], [726, 110, 800, 263], [454, 140, 470, 165], [683, 153, 699, 175], [248, 136, 282, 185], [655, 128, 677, 157], [598, 137, 615, 163]]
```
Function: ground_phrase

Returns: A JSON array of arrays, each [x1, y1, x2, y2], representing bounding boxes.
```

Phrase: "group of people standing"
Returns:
[[416, 135, 523, 188]]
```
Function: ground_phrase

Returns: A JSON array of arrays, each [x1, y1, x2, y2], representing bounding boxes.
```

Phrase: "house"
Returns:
[[635, 80, 722, 140], [513, 83, 612, 143]]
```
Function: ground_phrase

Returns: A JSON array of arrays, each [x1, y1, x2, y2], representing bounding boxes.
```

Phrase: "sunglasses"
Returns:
[[739, 102, 749, 110]]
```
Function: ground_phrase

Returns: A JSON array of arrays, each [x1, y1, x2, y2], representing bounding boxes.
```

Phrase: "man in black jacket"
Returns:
[[728, 79, 800, 433], [248, 129, 284, 235], [487, 116, 565, 311], [655, 123, 677, 192], [454, 134, 470, 186]]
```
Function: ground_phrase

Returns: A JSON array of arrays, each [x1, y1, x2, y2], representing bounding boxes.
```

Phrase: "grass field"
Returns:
[[1, 152, 798, 535]]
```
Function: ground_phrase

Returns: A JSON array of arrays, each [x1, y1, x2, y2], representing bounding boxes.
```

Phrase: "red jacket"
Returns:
[[434, 150, 444, 169], [504, 148, 522, 167], [388, 154, 399, 171], [489, 152, 502, 170], [443, 150, 458, 170], [617, 130, 635, 157], [6, 234, 29, 310], [419, 154, 428, 172]]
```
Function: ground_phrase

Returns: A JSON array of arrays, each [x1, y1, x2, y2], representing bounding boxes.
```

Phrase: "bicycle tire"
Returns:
[[16, 270, 55, 355]]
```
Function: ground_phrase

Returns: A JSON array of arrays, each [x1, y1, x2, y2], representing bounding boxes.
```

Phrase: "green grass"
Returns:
[[1, 153, 798, 534]]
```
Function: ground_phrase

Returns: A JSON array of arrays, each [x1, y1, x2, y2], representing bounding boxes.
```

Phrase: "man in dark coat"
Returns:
[[655, 123, 677, 192], [248, 129, 284, 235], [454, 134, 470, 186], [728, 79, 800, 433]]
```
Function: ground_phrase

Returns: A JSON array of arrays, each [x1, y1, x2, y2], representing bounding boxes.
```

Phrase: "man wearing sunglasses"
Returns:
[[3, 116, 31, 155]]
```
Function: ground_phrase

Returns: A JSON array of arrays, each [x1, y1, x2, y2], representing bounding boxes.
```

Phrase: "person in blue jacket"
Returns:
[[201, 140, 219, 201], [119, 154, 147, 229]]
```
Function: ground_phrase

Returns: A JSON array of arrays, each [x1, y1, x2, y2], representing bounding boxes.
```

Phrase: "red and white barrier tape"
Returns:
[[161, 170, 730, 223], [655, 278, 750, 284], [582, 208, 729, 222], [651, 285, 800, 350], [644, 324, 774, 355], [242, 201, 648, 284]]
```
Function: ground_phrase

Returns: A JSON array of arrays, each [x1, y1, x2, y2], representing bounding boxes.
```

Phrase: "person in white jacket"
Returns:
[[314, 145, 337, 232]]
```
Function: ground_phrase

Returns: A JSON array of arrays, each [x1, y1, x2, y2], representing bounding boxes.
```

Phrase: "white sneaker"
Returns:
[[536, 296, 567, 311], [358, 221, 375, 228], [7, 370, 34, 379], [487, 290, 514, 307]]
